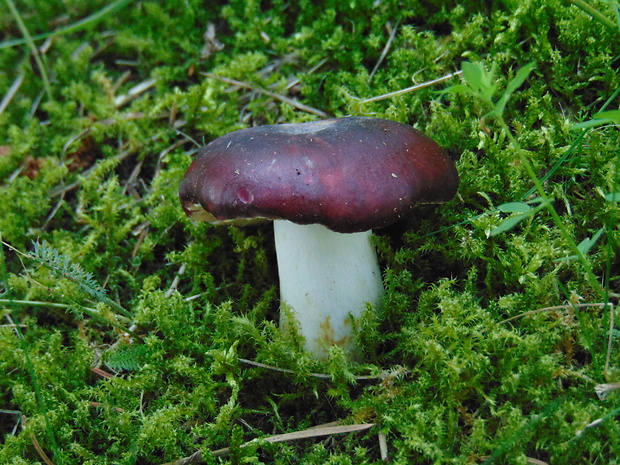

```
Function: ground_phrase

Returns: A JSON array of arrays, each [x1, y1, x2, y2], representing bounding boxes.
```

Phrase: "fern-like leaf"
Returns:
[[105, 344, 150, 371], [31, 241, 131, 317]]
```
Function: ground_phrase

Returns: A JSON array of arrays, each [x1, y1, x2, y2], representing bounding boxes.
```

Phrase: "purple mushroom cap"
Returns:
[[179, 117, 459, 233]]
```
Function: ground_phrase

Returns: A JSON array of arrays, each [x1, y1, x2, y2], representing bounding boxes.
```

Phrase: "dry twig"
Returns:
[[378, 430, 389, 461], [202, 73, 332, 118], [0, 72, 25, 114], [114, 77, 157, 107], [360, 70, 463, 104], [22, 416, 56, 465], [161, 422, 374, 465], [594, 381, 620, 400], [499, 302, 613, 324], [238, 357, 381, 380], [369, 21, 400, 81]]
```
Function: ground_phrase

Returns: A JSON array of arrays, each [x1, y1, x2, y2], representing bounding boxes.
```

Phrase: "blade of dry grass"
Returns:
[[0, 72, 24, 114], [202, 73, 332, 118], [161, 423, 374, 465], [360, 70, 463, 104]]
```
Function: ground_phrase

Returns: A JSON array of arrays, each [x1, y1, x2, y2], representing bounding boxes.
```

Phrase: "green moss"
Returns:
[[1, 0, 619, 463]]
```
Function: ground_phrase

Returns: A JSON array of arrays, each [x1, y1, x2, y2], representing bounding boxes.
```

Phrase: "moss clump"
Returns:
[[1, 0, 619, 463]]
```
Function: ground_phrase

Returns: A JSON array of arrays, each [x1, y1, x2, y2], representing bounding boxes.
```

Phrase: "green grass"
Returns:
[[1, 0, 619, 464]]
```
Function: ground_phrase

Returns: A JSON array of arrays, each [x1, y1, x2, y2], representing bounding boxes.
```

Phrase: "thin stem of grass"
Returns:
[[466, 57, 616, 376], [498, 302, 612, 324], [495, 115, 603, 295], [522, 85, 620, 201], [4, 0, 53, 102], [0, 0, 132, 50], [569, 0, 620, 33], [496, 110, 618, 376], [602, 144, 620, 375], [0, 298, 142, 341]]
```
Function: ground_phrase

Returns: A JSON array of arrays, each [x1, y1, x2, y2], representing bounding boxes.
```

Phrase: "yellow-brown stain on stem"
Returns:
[[318, 316, 351, 348]]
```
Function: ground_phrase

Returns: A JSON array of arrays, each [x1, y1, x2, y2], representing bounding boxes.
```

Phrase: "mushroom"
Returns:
[[179, 117, 459, 359]]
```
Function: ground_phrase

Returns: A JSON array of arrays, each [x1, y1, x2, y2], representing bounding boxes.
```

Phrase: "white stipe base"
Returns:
[[273, 220, 384, 359]]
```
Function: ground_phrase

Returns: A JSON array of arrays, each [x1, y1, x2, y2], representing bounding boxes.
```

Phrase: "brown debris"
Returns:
[[65, 135, 101, 172]]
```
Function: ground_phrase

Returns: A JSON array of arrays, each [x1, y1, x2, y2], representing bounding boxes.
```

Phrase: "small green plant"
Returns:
[[32, 241, 125, 314], [446, 61, 537, 119], [1, 240, 140, 340], [448, 60, 611, 295], [489, 197, 548, 237]]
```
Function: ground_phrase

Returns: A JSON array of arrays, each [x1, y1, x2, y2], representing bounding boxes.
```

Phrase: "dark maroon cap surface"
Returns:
[[179, 117, 459, 233]]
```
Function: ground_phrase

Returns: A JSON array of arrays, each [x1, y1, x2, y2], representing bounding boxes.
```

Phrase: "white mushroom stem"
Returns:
[[273, 220, 384, 359]]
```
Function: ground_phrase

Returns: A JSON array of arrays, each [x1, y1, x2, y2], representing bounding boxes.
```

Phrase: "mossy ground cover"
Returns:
[[0, 0, 619, 463]]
